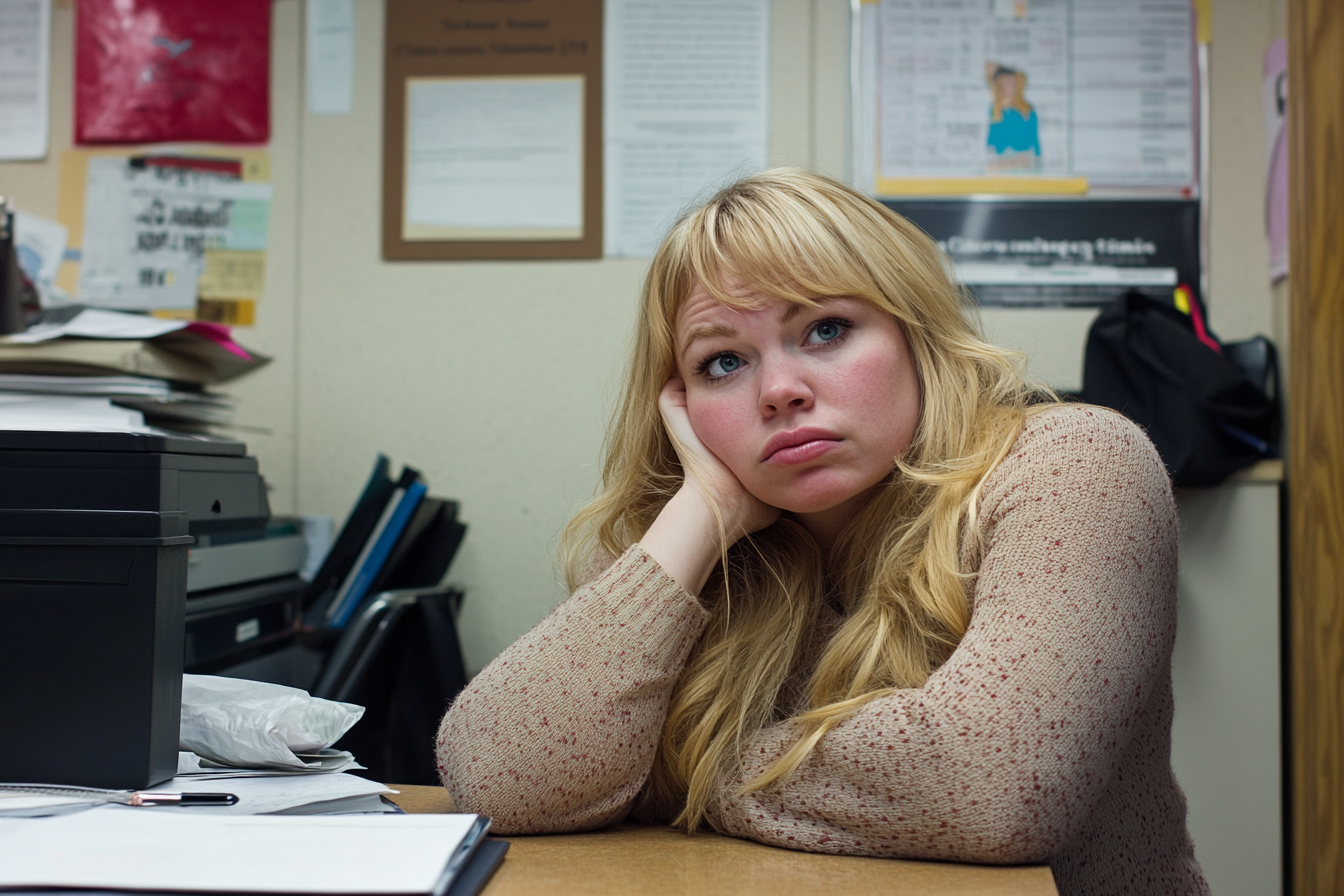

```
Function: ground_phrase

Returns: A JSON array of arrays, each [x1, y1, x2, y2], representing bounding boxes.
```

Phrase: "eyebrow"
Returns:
[[678, 302, 821, 359], [680, 323, 737, 360]]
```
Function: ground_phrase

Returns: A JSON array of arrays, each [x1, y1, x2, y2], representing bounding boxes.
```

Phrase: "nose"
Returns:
[[758, 356, 814, 415]]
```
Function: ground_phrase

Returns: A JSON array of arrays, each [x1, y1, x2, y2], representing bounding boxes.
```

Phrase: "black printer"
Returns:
[[0, 429, 299, 790]]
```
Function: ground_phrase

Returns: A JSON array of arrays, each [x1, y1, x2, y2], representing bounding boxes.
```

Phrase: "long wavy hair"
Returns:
[[561, 168, 1052, 832]]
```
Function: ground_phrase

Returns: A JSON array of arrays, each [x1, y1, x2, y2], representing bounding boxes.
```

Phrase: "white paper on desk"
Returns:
[[308, 0, 354, 114], [403, 75, 584, 240], [0, 0, 50, 161], [78, 157, 273, 310], [603, 0, 769, 258], [0, 812, 484, 893], [136, 770, 390, 815]]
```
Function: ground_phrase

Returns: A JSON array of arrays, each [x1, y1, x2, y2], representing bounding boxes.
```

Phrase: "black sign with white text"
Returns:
[[883, 199, 1200, 308]]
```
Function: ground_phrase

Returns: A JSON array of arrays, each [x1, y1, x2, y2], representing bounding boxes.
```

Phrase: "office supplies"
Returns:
[[118, 769, 391, 815], [0, 428, 269, 537], [188, 520, 308, 593], [0, 811, 491, 894], [176, 749, 361, 779], [0, 508, 190, 790], [367, 498, 467, 597], [303, 454, 395, 617], [0, 784, 237, 810], [0, 323, 271, 384], [327, 469, 426, 628]]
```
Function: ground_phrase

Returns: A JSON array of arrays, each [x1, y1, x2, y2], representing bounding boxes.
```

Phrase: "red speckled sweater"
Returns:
[[436, 406, 1210, 896]]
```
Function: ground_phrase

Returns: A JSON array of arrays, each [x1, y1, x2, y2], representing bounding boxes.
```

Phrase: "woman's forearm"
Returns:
[[435, 545, 709, 833], [637, 488, 724, 595]]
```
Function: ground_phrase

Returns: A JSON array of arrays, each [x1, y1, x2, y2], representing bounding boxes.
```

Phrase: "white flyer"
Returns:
[[603, 0, 769, 257], [77, 158, 272, 310], [307, 0, 355, 115], [403, 75, 584, 240], [0, 0, 50, 160]]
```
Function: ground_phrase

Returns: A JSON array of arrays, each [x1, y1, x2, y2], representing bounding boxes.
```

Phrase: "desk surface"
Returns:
[[385, 785, 1058, 896]]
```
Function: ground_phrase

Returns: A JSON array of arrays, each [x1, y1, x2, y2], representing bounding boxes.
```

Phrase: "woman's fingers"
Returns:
[[657, 376, 780, 543]]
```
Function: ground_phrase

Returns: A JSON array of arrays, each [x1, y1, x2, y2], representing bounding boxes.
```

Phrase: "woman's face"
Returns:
[[995, 73, 1017, 103], [674, 281, 922, 536]]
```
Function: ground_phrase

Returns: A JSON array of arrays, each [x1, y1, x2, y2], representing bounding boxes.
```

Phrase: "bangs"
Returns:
[[671, 177, 893, 316]]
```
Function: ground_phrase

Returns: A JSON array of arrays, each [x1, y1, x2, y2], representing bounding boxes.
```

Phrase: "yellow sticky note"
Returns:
[[198, 250, 266, 300], [196, 298, 257, 327]]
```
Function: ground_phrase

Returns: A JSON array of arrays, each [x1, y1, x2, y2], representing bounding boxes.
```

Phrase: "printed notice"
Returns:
[[870, 0, 1195, 190], [604, 0, 769, 257], [307, 0, 354, 114], [77, 158, 273, 310], [403, 75, 584, 240], [0, 0, 50, 160]]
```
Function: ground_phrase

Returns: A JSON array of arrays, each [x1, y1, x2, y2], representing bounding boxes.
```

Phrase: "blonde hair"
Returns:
[[988, 63, 1033, 123], [561, 168, 1052, 832]]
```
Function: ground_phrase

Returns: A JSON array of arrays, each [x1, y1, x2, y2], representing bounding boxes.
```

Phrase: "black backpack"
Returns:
[[1078, 290, 1280, 488]]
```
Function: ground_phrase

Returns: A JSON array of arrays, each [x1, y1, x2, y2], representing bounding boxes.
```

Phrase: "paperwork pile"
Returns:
[[0, 308, 268, 434], [0, 772, 394, 817], [0, 811, 492, 894]]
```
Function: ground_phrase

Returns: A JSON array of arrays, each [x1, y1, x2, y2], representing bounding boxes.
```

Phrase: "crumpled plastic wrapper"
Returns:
[[179, 675, 364, 769]]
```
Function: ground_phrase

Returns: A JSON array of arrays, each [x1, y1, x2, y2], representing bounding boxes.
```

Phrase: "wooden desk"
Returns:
[[386, 785, 1058, 896]]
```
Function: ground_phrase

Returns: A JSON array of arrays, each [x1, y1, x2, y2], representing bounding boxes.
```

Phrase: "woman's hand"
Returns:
[[658, 376, 780, 543], [639, 377, 780, 596]]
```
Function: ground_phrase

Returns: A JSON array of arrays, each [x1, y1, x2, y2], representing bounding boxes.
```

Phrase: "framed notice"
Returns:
[[382, 0, 602, 260]]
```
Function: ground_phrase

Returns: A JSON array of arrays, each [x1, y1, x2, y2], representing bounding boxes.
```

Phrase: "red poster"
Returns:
[[76, 0, 270, 145]]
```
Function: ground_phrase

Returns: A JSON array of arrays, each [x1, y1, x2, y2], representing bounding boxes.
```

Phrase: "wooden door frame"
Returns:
[[1287, 0, 1344, 892]]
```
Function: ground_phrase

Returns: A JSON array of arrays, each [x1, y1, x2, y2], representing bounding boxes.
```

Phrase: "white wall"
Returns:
[[0, 0, 1285, 672]]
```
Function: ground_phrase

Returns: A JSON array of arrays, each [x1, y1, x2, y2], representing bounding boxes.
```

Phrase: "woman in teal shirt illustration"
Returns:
[[985, 62, 1040, 173]]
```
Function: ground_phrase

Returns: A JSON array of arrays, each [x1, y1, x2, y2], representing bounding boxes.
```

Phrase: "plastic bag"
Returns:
[[179, 675, 364, 770]]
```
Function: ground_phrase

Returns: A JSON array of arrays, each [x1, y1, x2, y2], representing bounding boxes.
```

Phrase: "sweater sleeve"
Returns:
[[435, 545, 710, 833], [713, 407, 1179, 864]]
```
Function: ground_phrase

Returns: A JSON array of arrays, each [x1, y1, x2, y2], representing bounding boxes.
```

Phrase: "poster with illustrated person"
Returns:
[[863, 0, 1196, 192], [985, 62, 1041, 173]]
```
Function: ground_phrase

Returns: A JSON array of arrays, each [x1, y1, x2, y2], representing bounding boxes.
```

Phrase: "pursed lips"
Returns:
[[760, 427, 844, 464]]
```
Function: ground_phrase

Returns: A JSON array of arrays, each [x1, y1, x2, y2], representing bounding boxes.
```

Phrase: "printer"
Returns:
[[0, 429, 302, 790]]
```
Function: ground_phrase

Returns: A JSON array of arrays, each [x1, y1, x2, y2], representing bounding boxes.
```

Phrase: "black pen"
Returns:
[[0, 784, 238, 807], [127, 791, 239, 806]]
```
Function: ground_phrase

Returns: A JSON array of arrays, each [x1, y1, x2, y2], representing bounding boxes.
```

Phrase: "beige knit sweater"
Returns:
[[436, 406, 1209, 896]]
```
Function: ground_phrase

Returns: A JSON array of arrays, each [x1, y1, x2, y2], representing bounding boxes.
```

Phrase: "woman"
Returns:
[[436, 170, 1208, 896], [985, 62, 1041, 172]]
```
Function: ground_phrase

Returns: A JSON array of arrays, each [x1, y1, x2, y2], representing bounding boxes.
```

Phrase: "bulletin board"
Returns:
[[382, 0, 603, 260]]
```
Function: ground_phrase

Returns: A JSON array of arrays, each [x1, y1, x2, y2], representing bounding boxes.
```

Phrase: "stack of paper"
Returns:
[[0, 394, 150, 432], [0, 309, 263, 433], [0, 811, 490, 894]]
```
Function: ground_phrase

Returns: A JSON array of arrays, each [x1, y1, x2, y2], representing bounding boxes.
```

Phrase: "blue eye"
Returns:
[[705, 353, 743, 378], [806, 318, 850, 344]]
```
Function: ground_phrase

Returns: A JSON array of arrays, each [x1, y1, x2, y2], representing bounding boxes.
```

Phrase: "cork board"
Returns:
[[382, 0, 602, 260]]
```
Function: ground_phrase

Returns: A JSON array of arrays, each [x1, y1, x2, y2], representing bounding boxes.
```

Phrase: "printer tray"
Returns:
[[0, 430, 267, 535], [185, 575, 303, 674]]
